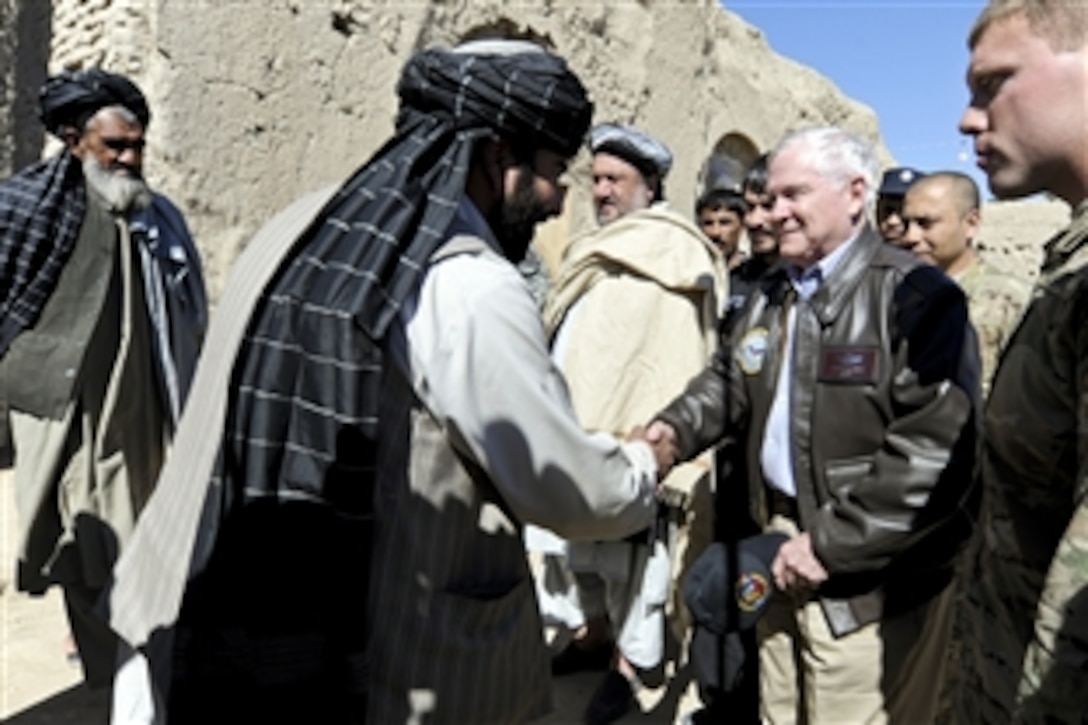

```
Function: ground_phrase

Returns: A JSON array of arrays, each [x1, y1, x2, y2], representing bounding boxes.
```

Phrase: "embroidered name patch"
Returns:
[[818, 346, 880, 383], [736, 326, 770, 375]]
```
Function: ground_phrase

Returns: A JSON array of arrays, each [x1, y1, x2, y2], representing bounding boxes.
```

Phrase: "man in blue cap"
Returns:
[[642, 127, 978, 723], [876, 165, 925, 242]]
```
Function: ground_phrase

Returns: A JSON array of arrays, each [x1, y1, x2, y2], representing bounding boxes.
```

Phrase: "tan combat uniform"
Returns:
[[952, 257, 1031, 395]]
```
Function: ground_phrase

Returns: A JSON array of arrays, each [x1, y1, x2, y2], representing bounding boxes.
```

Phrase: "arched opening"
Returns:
[[699, 131, 761, 193], [458, 19, 555, 49]]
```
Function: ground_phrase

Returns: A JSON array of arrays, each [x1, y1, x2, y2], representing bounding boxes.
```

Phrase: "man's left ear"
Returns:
[[646, 173, 661, 205], [59, 125, 84, 156], [848, 176, 869, 219], [965, 207, 981, 240]]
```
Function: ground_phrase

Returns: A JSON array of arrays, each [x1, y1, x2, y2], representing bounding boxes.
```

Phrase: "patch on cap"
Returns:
[[737, 570, 772, 613]]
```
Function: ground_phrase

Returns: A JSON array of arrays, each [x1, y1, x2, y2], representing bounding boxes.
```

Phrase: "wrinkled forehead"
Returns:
[[766, 145, 821, 190], [592, 151, 645, 179]]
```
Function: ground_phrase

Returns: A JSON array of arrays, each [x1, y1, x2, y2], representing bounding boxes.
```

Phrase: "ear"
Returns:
[[964, 207, 981, 244], [645, 174, 661, 205], [847, 176, 868, 219], [466, 137, 512, 217], [59, 125, 84, 155], [481, 138, 516, 191]]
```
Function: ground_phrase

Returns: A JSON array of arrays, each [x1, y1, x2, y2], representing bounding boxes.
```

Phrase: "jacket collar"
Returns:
[[1040, 200, 1088, 277], [805, 225, 884, 326]]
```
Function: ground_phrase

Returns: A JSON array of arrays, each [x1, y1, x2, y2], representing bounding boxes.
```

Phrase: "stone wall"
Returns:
[[52, 0, 152, 75], [2, 0, 1068, 297], [976, 197, 1070, 281], [37, 0, 891, 298], [0, 0, 50, 177]]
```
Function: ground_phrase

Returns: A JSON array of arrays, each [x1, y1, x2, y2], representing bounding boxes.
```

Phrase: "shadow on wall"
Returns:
[[6, 0, 51, 171]]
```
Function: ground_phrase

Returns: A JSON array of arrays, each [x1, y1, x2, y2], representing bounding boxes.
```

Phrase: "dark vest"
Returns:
[[2, 194, 117, 420]]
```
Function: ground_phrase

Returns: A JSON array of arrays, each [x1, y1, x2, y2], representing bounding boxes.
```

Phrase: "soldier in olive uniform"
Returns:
[[938, 1, 1088, 722]]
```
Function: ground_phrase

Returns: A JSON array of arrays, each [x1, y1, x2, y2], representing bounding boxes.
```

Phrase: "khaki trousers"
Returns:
[[758, 515, 954, 724]]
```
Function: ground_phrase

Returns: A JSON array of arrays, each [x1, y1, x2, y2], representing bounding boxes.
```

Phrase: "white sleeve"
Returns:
[[401, 251, 658, 541]]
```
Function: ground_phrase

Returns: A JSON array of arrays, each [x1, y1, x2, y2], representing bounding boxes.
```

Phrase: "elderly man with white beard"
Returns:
[[0, 68, 207, 691]]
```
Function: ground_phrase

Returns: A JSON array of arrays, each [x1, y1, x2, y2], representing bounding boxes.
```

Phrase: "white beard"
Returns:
[[83, 156, 152, 213]]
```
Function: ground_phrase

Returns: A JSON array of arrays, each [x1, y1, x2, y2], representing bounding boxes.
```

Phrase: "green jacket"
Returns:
[[943, 201, 1088, 723]]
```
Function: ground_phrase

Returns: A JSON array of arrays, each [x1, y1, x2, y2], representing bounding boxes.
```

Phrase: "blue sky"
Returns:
[[725, 0, 991, 196]]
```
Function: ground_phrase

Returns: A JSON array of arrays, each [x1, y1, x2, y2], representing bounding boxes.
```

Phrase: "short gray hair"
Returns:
[[771, 126, 881, 209]]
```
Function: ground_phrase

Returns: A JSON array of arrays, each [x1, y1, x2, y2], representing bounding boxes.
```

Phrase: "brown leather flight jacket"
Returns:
[[657, 227, 981, 636]]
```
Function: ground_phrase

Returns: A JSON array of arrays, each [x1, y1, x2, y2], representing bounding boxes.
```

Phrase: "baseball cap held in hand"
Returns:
[[683, 532, 789, 634]]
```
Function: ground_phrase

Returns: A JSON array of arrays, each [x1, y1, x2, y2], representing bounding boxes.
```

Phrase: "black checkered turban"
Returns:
[[39, 68, 150, 136], [164, 42, 592, 704]]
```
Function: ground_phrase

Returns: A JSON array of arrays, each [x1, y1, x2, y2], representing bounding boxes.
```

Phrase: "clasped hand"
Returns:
[[627, 420, 679, 482]]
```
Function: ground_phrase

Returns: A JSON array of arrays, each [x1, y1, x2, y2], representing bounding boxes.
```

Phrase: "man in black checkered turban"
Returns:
[[108, 39, 666, 724]]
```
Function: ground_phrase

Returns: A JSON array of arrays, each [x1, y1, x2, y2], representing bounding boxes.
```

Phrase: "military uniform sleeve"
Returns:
[[1015, 299, 1088, 721], [1016, 499, 1088, 721], [402, 249, 658, 542]]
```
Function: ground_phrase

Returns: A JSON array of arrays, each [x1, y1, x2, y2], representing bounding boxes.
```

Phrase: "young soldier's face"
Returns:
[[960, 14, 1088, 203]]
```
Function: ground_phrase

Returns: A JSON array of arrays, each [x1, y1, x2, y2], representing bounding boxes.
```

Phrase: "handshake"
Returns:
[[627, 420, 680, 481]]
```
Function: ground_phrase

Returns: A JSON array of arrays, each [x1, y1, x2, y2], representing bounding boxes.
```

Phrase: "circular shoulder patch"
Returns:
[[736, 571, 771, 613], [736, 326, 770, 375]]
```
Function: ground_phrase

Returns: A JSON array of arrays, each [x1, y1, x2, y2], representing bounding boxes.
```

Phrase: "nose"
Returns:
[[959, 104, 985, 137], [112, 144, 144, 175], [746, 207, 765, 230], [769, 197, 789, 226], [119, 143, 142, 159], [118, 147, 141, 167], [901, 220, 922, 247]]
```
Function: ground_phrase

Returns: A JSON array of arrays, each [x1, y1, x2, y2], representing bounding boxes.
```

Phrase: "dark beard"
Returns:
[[491, 164, 547, 262]]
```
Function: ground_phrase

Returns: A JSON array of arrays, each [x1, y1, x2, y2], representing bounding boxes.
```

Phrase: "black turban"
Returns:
[[216, 38, 596, 520], [224, 41, 595, 499], [275, 39, 594, 341], [397, 41, 593, 158], [39, 68, 150, 136]]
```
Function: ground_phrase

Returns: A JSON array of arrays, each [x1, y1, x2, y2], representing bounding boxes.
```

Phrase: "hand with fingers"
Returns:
[[770, 532, 829, 593], [627, 420, 680, 482]]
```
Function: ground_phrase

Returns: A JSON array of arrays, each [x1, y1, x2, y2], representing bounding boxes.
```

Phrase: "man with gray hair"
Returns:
[[640, 126, 980, 722], [532, 122, 725, 723], [0, 69, 207, 690]]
